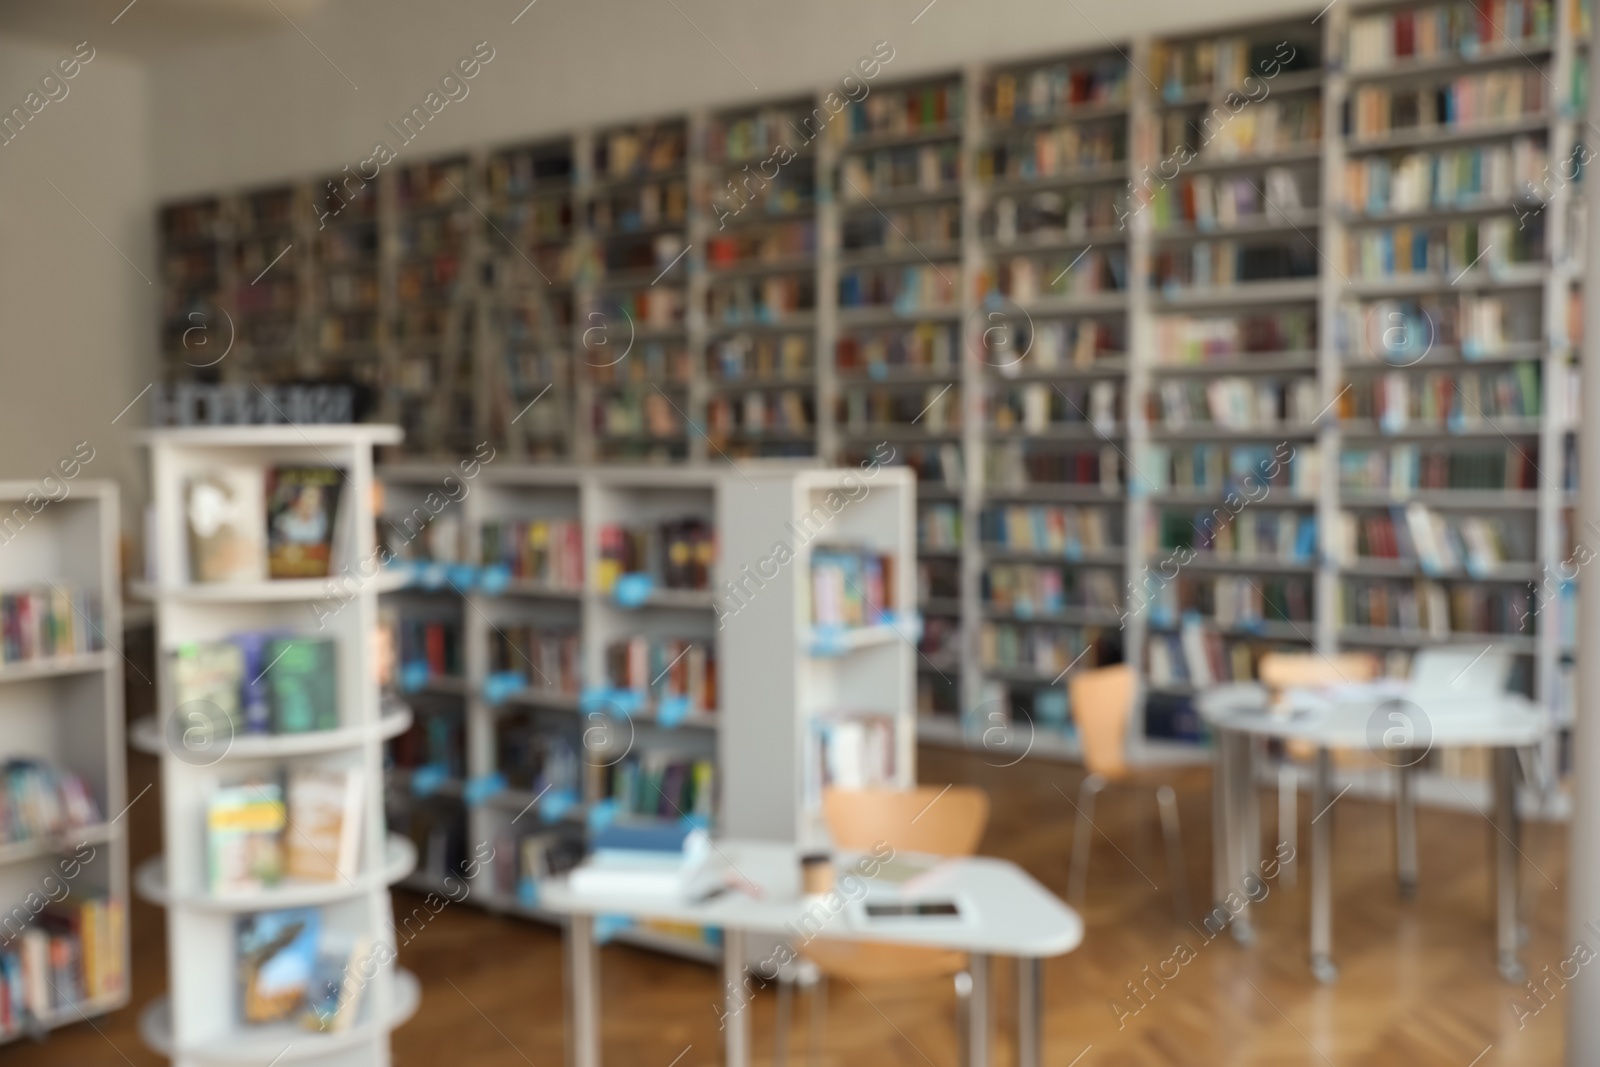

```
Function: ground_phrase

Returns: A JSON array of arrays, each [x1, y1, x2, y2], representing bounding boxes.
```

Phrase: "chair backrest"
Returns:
[[821, 786, 988, 857], [1409, 644, 1512, 695], [1258, 651, 1379, 694], [1068, 664, 1135, 777]]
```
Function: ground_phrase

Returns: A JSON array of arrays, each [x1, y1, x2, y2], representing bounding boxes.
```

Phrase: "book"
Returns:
[[303, 935, 371, 1033], [186, 467, 266, 584], [237, 908, 320, 1025], [171, 641, 246, 736], [284, 768, 363, 883], [266, 637, 339, 733], [208, 782, 285, 893], [266, 466, 343, 579]]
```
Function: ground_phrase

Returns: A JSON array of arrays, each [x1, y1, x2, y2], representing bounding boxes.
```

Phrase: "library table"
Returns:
[[540, 841, 1083, 1067], [1198, 681, 1548, 983]]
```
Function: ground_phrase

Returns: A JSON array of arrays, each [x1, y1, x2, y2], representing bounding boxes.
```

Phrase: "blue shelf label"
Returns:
[[541, 787, 580, 824], [446, 563, 479, 592], [479, 563, 511, 596], [484, 671, 528, 706], [517, 876, 539, 908], [588, 798, 620, 833], [810, 623, 847, 657], [595, 914, 633, 944], [410, 763, 450, 798], [657, 695, 690, 728], [400, 661, 431, 694], [421, 562, 450, 590], [680, 813, 710, 833], [464, 771, 507, 808], [613, 572, 654, 608]]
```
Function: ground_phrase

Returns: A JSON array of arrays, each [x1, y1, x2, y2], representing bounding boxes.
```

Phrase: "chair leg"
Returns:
[[774, 970, 792, 1067], [808, 971, 826, 1067], [1156, 784, 1191, 922], [954, 970, 973, 1067], [1278, 762, 1298, 889], [1069, 773, 1106, 905]]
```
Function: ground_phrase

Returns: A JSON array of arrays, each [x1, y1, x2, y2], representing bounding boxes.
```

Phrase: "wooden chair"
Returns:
[[1067, 664, 1196, 920], [775, 785, 990, 1066]]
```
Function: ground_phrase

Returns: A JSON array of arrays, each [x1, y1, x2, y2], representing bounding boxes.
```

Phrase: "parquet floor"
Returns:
[[6, 738, 1574, 1066]]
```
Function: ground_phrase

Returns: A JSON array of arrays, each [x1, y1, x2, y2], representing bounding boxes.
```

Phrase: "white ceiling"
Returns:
[[0, 0, 325, 54]]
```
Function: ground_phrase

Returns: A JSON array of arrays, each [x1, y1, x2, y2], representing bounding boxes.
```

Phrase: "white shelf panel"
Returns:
[[132, 570, 408, 602], [135, 834, 416, 910], [0, 650, 114, 684], [0, 822, 119, 867], [129, 706, 412, 758]]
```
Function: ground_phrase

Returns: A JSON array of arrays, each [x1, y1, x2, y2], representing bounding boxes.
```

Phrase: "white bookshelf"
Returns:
[[133, 425, 419, 1067], [0, 479, 128, 1043]]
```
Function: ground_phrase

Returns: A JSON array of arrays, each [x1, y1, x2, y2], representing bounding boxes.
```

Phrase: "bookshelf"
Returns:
[[0, 480, 128, 1044], [155, 1, 1592, 792], [132, 425, 420, 1066]]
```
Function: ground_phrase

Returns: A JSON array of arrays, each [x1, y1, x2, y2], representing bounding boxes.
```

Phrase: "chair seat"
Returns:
[[799, 939, 968, 984]]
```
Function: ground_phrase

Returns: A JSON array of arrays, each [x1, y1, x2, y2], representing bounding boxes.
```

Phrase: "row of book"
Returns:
[[839, 83, 963, 142], [991, 381, 1119, 435], [1341, 294, 1537, 362], [844, 203, 960, 255], [1149, 167, 1310, 231], [1147, 621, 1291, 688], [1152, 238, 1318, 291], [484, 141, 572, 197], [1159, 98, 1323, 162], [0, 588, 104, 667], [389, 708, 464, 776], [1146, 575, 1314, 627], [714, 167, 815, 224], [705, 220, 815, 269], [982, 504, 1119, 555], [397, 619, 461, 680], [984, 564, 1120, 616], [1346, 1, 1553, 72], [0, 897, 125, 1032], [992, 319, 1121, 374], [597, 125, 687, 180], [596, 518, 713, 593], [1349, 71, 1547, 142], [705, 276, 814, 325], [992, 247, 1128, 302], [919, 558, 960, 604], [1154, 309, 1316, 365], [234, 907, 369, 1031], [1346, 216, 1540, 280], [707, 391, 812, 437], [0, 760, 101, 846], [976, 124, 1124, 184], [187, 465, 344, 584], [1153, 35, 1317, 98], [987, 188, 1125, 245], [986, 60, 1129, 124], [596, 284, 683, 330], [172, 636, 338, 736], [489, 626, 582, 695], [604, 637, 717, 714], [1334, 504, 1529, 572], [1152, 376, 1322, 431], [1338, 364, 1541, 428], [480, 517, 584, 589], [590, 341, 692, 387], [1338, 577, 1534, 636], [1341, 138, 1545, 216], [840, 143, 960, 199], [710, 331, 812, 382], [839, 263, 958, 313], [710, 105, 809, 163], [591, 390, 683, 440], [1150, 508, 1317, 564], [1144, 443, 1320, 497], [980, 622, 1111, 678], [919, 503, 962, 552], [987, 442, 1124, 490], [604, 752, 715, 820], [207, 769, 363, 892], [494, 714, 581, 796], [811, 546, 898, 628], [1338, 443, 1539, 492], [804, 713, 898, 810], [836, 323, 958, 377]]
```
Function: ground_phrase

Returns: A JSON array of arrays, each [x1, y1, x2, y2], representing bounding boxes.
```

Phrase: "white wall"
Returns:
[[0, 36, 152, 522], [149, 0, 1317, 198]]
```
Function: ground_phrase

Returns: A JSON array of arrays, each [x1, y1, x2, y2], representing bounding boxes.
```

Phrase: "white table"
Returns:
[[1197, 682, 1548, 983], [538, 840, 1084, 1067]]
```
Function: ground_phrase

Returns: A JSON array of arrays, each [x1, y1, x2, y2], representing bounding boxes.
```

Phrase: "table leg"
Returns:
[[723, 928, 750, 1067], [1310, 746, 1337, 984], [1494, 747, 1525, 983], [1396, 762, 1418, 899], [1212, 727, 1232, 911], [1232, 733, 1258, 945], [968, 952, 990, 1067], [566, 914, 600, 1067], [1015, 957, 1040, 1067]]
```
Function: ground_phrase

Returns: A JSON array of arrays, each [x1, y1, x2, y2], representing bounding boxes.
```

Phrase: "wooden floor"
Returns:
[[8, 739, 1574, 1066]]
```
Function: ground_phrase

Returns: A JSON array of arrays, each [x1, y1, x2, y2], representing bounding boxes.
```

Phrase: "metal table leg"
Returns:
[[1396, 762, 1418, 899], [968, 952, 990, 1067], [1016, 957, 1040, 1067], [723, 928, 751, 1067], [1212, 727, 1233, 910], [566, 914, 600, 1067], [1310, 746, 1337, 983], [1231, 732, 1258, 944], [1494, 747, 1525, 983]]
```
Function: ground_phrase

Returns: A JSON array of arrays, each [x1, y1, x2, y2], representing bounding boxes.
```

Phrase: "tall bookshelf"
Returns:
[[133, 425, 419, 1066], [0, 480, 128, 1044], [156, 0, 1592, 792]]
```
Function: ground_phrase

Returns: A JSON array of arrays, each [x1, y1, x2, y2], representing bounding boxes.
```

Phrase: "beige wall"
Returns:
[[0, 36, 152, 529], [149, 0, 1317, 198]]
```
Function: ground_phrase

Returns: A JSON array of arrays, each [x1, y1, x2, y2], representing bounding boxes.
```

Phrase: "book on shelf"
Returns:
[[397, 618, 462, 680], [172, 640, 247, 733], [1341, 138, 1544, 215], [838, 263, 958, 313], [1347, 2, 1554, 72], [266, 637, 339, 734], [1159, 97, 1322, 161], [1349, 69, 1546, 141], [1334, 504, 1528, 573], [1346, 216, 1542, 281], [1154, 309, 1315, 366], [0, 760, 102, 846], [1342, 293, 1532, 362], [985, 442, 1124, 491], [284, 768, 364, 884], [208, 781, 286, 893], [1337, 363, 1540, 429], [595, 518, 713, 594], [984, 563, 1120, 617], [1153, 35, 1317, 99], [489, 626, 582, 695], [1144, 442, 1318, 497], [991, 247, 1126, 303], [917, 502, 962, 552], [567, 823, 715, 899], [836, 323, 957, 377], [1145, 619, 1297, 689], [845, 202, 959, 255], [1153, 375, 1320, 431], [605, 753, 715, 821], [840, 80, 963, 141], [977, 124, 1124, 185], [810, 546, 896, 628], [987, 57, 1129, 123], [303, 934, 372, 1034], [992, 380, 1118, 435], [495, 714, 581, 796], [982, 504, 1117, 555], [1339, 577, 1533, 635], [481, 517, 583, 588], [1150, 167, 1307, 229], [1338, 443, 1538, 492], [981, 622, 1109, 679], [1146, 575, 1313, 629], [711, 331, 812, 382], [805, 712, 898, 810], [841, 383, 960, 433], [388, 708, 466, 777], [0, 587, 104, 666], [236, 908, 320, 1026], [1, 896, 125, 1030], [266, 466, 343, 580], [1152, 237, 1316, 291], [604, 637, 716, 714], [1152, 508, 1315, 564]]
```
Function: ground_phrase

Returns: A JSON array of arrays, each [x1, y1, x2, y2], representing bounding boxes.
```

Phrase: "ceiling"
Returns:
[[0, 0, 326, 55]]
